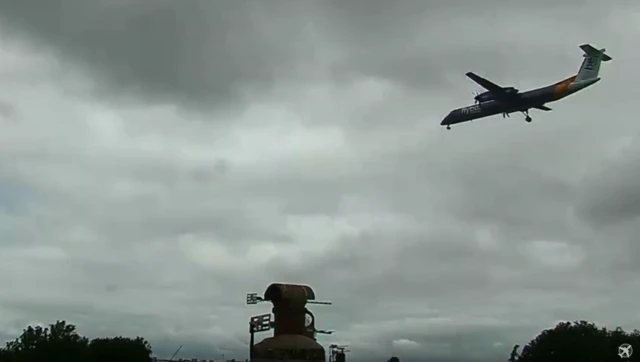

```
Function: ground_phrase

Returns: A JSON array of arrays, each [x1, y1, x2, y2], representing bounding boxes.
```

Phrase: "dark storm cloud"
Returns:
[[0, 0, 620, 109], [0, 0, 328, 108]]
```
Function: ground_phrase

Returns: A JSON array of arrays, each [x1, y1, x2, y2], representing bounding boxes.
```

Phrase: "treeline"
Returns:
[[384, 321, 640, 362], [2, 319, 639, 362], [0, 320, 152, 362], [511, 320, 640, 362]]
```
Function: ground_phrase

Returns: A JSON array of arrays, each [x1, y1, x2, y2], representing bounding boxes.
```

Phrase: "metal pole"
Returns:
[[249, 324, 254, 362]]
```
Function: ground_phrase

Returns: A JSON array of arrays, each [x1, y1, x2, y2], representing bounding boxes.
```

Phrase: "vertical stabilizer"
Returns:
[[575, 44, 612, 82]]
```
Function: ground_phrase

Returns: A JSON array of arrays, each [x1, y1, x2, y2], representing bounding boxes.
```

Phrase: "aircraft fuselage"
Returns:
[[440, 76, 600, 127]]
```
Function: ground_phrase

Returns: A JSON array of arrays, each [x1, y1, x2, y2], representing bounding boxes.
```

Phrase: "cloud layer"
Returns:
[[1, 1, 639, 361]]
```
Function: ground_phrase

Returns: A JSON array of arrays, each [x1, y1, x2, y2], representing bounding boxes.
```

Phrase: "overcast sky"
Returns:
[[0, 0, 639, 361]]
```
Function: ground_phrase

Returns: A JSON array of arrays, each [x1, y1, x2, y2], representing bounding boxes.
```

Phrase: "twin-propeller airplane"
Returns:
[[441, 44, 612, 129]]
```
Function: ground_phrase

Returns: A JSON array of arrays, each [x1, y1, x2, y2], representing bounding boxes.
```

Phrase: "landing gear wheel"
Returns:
[[525, 116, 532, 123], [446, 125, 451, 130]]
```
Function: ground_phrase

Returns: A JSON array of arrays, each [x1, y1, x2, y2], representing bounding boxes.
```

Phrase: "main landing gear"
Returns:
[[504, 110, 532, 123]]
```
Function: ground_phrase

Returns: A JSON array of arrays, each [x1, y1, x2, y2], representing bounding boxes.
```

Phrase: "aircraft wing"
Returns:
[[533, 105, 552, 111], [465, 72, 505, 93]]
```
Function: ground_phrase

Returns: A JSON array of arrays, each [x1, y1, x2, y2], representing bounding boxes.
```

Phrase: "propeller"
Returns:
[[473, 91, 480, 104]]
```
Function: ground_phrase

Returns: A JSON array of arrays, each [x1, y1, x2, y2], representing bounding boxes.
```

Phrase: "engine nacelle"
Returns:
[[474, 87, 518, 103], [504, 87, 519, 94], [474, 91, 494, 103]]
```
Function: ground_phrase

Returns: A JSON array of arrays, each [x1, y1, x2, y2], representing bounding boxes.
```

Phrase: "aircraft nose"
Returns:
[[441, 112, 453, 126]]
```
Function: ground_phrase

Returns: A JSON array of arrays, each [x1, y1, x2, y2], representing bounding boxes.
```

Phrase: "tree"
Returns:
[[0, 347, 15, 362], [90, 336, 153, 362], [509, 344, 519, 362], [3, 320, 91, 362], [515, 320, 640, 362], [1, 320, 152, 362]]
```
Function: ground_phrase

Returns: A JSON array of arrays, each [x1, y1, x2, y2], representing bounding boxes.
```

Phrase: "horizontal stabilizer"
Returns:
[[579, 44, 612, 61], [533, 105, 552, 111]]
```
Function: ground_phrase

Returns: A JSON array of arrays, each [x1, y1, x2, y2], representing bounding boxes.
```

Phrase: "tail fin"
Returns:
[[575, 44, 612, 82]]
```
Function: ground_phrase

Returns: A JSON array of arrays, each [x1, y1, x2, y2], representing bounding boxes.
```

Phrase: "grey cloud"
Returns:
[[317, 1, 616, 92], [1, 1, 640, 361], [576, 136, 640, 226], [0, 0, 327, 109], [0, 0, 622, 110]]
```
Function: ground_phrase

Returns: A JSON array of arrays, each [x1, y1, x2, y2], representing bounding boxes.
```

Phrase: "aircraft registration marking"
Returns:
[[460, 105, 482, 115]]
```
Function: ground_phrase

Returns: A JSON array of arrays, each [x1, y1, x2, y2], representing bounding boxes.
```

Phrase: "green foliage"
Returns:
[[90, 336, 152, 362], [514, 320, 640, 362], [0, 320, 152, 362]]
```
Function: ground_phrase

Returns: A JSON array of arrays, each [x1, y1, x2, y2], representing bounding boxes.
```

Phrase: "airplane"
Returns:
[[440, 44, 612, 129]]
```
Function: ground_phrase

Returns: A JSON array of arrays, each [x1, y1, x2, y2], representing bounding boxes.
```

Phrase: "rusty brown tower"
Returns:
[[246, 283, 334, 362]]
